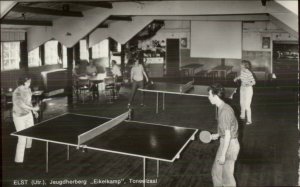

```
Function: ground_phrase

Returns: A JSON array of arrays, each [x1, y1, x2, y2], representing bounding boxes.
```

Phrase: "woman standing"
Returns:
[[128, 59, 149, 108], [234, 60, 256, 125], [12, 76, 39, 164]]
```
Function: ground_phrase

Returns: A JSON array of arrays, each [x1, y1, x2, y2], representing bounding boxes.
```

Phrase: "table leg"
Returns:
[[215, 106, 218, 120], [67, 145, 70, 160], [143, 157, 146, 187], [162, 93, 165, 111], [157, 160, 159, 178], [156, 93, 159, 114], [46, 141, 49, 172], [83, 91, 85, 104]]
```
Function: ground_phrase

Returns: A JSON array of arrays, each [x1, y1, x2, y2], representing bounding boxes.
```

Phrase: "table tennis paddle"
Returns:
[[145, 80, 154, 89], [199, 130, 212, 143]]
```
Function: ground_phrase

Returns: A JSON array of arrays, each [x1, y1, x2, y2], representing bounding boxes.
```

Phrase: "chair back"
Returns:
[[77, 77, 89, 87], [104, 77, 115, 85]]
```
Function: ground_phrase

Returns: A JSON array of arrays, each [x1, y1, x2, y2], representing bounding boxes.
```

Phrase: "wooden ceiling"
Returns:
[[0, 1, 126, 29], [0, 0, 274, 29]]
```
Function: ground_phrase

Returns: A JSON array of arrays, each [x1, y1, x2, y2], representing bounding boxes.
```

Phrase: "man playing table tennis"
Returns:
[[128, 58, 149, 107], [12, 76, 39, 165], [207, 83, 240, 187]]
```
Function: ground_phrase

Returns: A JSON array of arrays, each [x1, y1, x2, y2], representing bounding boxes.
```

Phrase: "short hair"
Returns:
[[17, 75, 31, 86], [112, 60, 117, 65], [241, 60, 252, 70], [207, 83, 225, 99]]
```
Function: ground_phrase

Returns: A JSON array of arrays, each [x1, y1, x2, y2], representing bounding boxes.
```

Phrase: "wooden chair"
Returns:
[[206, 71, 218, 83], [77, 77, 91, 103], [195, 70, 208, 78], [104, 77, 115, 103], [227, 71, 238, 80]]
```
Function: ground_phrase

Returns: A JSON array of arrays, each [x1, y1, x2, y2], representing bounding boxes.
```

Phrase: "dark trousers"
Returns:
[[90, 83, 99, 99], [115, 76, 123, 94], [129, 80, 144, 105]]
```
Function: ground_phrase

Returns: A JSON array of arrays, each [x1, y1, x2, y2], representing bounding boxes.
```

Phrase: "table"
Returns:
[[211, 65, 233, 80], [181, 64, 203, 77], [139, 82, 236, 114], [78, 76, 104, 100], [11, 112, 197, 187]]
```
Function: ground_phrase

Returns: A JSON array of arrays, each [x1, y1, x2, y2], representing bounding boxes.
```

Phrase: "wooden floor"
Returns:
[[1, 81, 299, 187]]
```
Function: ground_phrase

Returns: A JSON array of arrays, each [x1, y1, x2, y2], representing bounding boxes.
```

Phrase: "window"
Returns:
[[80, 40, 89, 61], [1, 42, 20, 70], [45, 40, 59, 65], [117, 43, 121, 52], [28, 47, 40, 67], [92, 39, 109, 59]]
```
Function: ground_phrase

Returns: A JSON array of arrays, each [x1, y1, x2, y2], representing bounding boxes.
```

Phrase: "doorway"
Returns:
[[166, 39, 180, 77], [272, 41, 299, 87]]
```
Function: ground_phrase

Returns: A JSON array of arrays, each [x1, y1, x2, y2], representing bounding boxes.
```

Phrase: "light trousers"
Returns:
[[240, 86, 253, 122], [212, 138, 240, 187], [13, 113, 34, 163]]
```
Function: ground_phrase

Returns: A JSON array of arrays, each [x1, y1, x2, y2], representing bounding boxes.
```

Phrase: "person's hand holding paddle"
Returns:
[[211, 133, 220, 140], [33, 111, 39, 119]]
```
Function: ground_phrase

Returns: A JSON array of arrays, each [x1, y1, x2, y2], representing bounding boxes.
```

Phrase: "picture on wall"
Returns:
[[262, 36, 271, 49]]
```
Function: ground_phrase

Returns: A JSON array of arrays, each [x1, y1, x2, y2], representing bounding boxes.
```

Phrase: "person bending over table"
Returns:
[[111, 60, 122, 96], [207, 83, 240, 187], [128, 59, 149, 108], [86, 61, 98, 76], [12, 76, 39, 164], [234, 60, 256, 125]]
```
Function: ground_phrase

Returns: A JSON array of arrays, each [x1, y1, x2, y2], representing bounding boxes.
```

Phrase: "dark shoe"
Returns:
[[14, 162, 25, 168]]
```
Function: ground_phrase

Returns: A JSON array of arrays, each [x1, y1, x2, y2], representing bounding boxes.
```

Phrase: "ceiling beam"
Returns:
[[97, 24, 108, 28], [12, 5, 83, 17], [0, 19, 53, 26], [72, 2, 112, 9], [108, 16, 132, 21]]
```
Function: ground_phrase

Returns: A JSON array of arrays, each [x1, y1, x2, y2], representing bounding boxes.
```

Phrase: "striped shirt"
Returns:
[[240, 69, 255, 87]]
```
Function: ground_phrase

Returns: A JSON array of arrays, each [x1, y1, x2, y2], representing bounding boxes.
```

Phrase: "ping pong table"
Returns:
[[139, 81, 237, 114], [11, 111, 198, 187]]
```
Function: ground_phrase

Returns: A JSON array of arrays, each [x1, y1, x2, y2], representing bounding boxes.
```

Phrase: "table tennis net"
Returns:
[[77, 111, 129, 147], [180, 80, 194, 93]]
